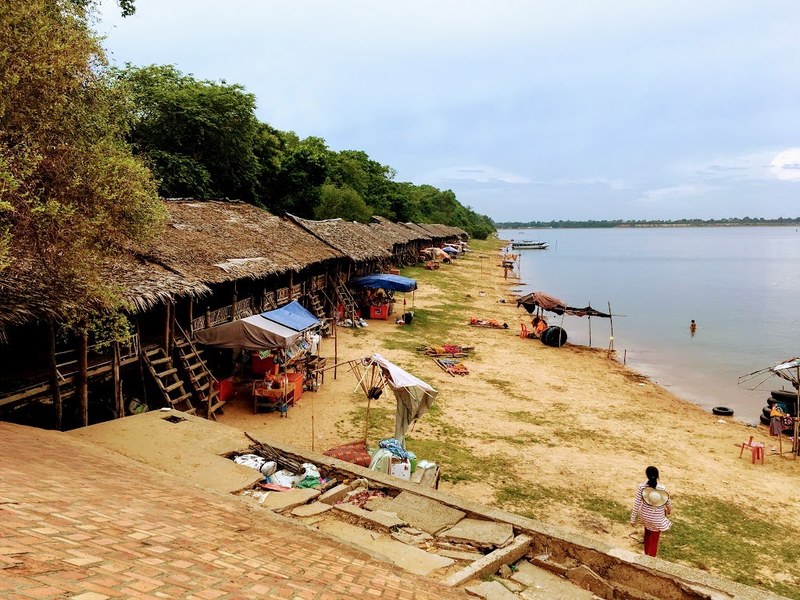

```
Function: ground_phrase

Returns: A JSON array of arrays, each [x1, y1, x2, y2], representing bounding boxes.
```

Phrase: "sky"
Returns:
[[97, 0, 800, 222]]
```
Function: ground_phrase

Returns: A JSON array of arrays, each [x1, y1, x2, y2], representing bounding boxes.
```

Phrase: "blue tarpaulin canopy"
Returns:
[[349, 273, 418, 293], [261, 300, 320, 332]]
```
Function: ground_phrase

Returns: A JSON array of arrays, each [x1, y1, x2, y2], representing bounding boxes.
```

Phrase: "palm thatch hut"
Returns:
[[369, 217, 429, 264], [286, 215, 393, 277]]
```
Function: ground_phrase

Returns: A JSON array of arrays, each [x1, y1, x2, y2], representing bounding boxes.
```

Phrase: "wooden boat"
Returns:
[[511, 240, 549, 250]]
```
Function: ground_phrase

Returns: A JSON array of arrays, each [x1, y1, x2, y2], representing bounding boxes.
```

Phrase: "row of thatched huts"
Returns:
[[0, 199, 467, 429]]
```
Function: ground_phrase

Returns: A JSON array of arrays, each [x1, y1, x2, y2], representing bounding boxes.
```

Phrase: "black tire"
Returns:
[[712, 406, 734, 417], [759, 413, 770, 426], [542, 326, 567, 347], [771, 390, 797, 402], [762, 406, 773, 419]]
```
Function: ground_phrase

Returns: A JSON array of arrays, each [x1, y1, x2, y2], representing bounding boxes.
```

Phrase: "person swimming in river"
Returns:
[[690, 319, 697, 336]]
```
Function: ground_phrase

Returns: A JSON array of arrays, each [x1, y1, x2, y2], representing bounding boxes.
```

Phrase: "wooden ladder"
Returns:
[[174, 332, 225, 420], [308, 292, 331, 337], [142, 346, 196, 414], [329, 274, 358, 326]]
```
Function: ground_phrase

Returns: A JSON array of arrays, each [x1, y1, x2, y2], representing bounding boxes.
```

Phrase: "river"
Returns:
[[497, 226, 800, 422]]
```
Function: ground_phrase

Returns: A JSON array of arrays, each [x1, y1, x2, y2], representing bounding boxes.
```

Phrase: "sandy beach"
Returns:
[[217, 239, 800, 597]]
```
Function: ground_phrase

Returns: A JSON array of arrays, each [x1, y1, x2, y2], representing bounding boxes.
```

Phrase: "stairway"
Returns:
[[329, 274, 358, 326], [308, 292, 332, 337], [175, 335, 225, 420], [142, 347, 196, 414]]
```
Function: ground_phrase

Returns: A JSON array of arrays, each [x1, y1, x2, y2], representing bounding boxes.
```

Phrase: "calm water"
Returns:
[[498, 226, 800, 422]]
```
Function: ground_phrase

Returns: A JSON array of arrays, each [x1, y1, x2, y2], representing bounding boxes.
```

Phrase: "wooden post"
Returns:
[[188, 299, 194, 337], [231, 285, 238, 320], [163, 302, 171, 353], [48, 323, 62, 431], [205, 307, 211, 329], [78, 324, 88, 427], [169, 300, 176, 351], [333, 318, 338, 380], [288, 271, 294, 301], [112, 341, 122, 418]]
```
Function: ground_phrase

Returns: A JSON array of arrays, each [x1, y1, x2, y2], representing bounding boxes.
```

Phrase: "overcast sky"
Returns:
[[97, 0, 800, 222]]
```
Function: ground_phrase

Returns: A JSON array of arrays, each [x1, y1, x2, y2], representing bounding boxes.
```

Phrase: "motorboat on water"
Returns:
[[511, 240, 549, 250]]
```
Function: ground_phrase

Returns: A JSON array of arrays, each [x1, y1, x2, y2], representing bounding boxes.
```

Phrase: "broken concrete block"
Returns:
[[378, 491, 465, 535], [260, 488, 320, 512], [333, 503, 407, 532], [290, 502, 333, 517], [438, 518, 514, 550], [319, 483, 352, 505], [498, 564, 512, 578], [466, 580, 517, 600], [566, 565, 614, 600], [442, 534, 531, 588], [437, 549, 483, 561]]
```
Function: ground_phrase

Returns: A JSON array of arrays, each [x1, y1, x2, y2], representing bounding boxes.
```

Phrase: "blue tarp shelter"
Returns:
[[194, 301, 320, 350], [261, 300, 320, 332], [349, 273, 418, 293]]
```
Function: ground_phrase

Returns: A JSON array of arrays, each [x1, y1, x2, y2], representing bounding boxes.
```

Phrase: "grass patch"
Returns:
[[348, 406, 394, 439], [494, 483, 568, 519], [405, 437, 482, 484], [505, 410, 538, 424], [661, 496, 800, 597]]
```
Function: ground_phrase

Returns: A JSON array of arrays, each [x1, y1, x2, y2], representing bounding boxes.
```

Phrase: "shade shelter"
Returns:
[[194, 301, 320, 350], [349, 273, 417, 293], [516, 291, 614, 349]]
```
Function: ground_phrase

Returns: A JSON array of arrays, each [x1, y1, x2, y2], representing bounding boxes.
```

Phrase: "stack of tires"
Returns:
[[541, 326, 568, 347], [758, 390, 797, 434]]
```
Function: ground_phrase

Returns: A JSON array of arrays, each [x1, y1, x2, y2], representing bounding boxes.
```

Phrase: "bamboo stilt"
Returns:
[[78, 324, 88, 427], [48, 324, 62, 431]]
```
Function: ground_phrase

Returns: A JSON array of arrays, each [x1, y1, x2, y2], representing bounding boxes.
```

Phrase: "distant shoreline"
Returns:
[[495, 220, 800, 229]]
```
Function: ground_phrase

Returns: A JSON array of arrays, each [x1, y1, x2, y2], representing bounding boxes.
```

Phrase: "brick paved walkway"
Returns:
[[0, 422, 469, 599]]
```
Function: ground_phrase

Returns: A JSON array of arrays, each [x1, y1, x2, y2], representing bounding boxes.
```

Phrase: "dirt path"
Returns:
[[217, 240, 800, 597]]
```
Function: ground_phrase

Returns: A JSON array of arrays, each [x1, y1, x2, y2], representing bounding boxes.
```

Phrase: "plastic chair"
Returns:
[[520, 323, 530, 339], [737, 436, 765, 464]]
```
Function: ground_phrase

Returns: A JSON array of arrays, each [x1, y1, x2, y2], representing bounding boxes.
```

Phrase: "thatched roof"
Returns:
[[154, 200, 342, 283], [287, 215, 392, 262], [0, 250, 210, 339], [399, 222, 435, 241], [369, 216, 421, 246], [0, 200, 344, 335]]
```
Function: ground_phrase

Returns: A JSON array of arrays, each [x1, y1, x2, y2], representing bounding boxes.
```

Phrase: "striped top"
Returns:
[[629, 482, 672, 532]]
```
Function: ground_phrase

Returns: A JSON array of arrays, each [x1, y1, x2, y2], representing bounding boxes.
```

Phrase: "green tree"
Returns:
[[114, 64, 261, 201], [0, 0, 164, 331], [314, 184, 371, 222]]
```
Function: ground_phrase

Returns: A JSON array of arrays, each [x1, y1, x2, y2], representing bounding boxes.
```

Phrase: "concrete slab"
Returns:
[[512, 560, 594, 600], [566, 565, 614, 600], [442, 534, 531, 588], [260, 488, 320, 512], [379, 491, 465, 535], [291, 501, 333, 517], [316, 519, 455, 576], [67, 411, 260, 494], [333, 503, 407, 531], [438, 549, 483, 562], [391, 529, 433, 546], [318, 483, 352, 505], [438, 518, 514, 549], [465, 580, 517, 600]]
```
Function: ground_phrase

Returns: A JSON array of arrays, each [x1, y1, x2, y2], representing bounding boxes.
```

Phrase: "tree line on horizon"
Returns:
[[495, 217, 800, 229]]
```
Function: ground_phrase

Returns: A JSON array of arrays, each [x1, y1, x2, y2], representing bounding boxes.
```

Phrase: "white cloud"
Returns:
[[770, 148, 800, 181], [425, 166, 531, 185], [637, 184, 716, 204]]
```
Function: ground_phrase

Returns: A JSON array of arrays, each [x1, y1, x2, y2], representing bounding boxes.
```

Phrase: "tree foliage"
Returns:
[[114, 64, 495, 237], [0, 0, 164, 333]]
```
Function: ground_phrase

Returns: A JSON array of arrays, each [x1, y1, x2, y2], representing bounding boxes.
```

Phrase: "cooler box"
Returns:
[[388, 268, 400, 275], [214, 377, 234, 403], [370, 304, 389, 320], [286, 372, 304, 401]]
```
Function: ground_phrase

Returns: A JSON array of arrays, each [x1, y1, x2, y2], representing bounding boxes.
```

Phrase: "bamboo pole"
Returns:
[[112, 341, 122, 418], [333, 318, 338, 380], [78, 324, 88, 427], [48, 324, 62, 431], [188, 299, 194, 337], [288, 271, 293, 301], [608, 301, 615, 355]]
